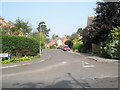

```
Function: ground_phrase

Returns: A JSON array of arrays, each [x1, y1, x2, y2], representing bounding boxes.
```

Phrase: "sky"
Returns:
[[1, 1, 97, 38]]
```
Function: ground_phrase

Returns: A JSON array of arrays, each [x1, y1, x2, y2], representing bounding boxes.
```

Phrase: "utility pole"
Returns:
[[40, 32, 42, 56]]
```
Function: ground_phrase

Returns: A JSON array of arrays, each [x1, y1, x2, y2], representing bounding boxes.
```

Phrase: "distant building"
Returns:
[[0, 18, 24, 36], [8, 21, 15, 28], [87, 16, 95, 26], [47, 37, 68, 47], [0, 18, 10, 27]]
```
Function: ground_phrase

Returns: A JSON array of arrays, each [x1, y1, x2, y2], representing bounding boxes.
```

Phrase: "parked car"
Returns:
[[57, 46, 62, 49], [62, 45, 70, 51]]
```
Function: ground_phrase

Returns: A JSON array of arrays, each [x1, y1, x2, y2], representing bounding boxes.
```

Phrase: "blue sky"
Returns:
[[1, 2, 96, 38]]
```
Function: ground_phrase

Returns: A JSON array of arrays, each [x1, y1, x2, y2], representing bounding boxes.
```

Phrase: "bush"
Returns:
[[102, 27, 120, 59], [65, 40, 73, 49], [49, 45, 56, 49], [0, 56, 40, 64], [72, 39, 83, 52], [2, 35, 40, 57], [73, 43, 81, 52]]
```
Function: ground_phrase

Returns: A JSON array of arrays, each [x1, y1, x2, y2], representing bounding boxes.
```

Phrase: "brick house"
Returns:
[[47, 37, 68, 48]]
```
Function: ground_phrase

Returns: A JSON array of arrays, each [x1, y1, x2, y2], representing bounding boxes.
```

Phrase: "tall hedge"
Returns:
[[2, 35, 40, 57]]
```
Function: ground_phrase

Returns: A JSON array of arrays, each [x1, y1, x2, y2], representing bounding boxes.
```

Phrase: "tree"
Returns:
[[30, 32, 46, 49], [65, 40, 73, 49], [1, 26, 10, 35], [70, 33, 79, 41], [92, 2, 120, 43], [37, 21, 50, 37], [52, 34, 59, 40], [76, 28, 82, 35], [11, 18, 32, 36]]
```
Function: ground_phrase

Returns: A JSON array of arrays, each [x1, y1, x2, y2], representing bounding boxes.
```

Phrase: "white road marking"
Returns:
[[82, 61, 95, 68], [62, 61, 67, 65]]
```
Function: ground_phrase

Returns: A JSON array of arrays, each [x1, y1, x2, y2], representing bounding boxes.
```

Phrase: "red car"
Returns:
[[62, 45, 70, 51]]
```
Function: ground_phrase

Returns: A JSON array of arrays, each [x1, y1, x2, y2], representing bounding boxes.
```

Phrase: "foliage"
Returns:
[[76, 28, 83, 34], [49, 45, 56, 49], [11, 18, 32, 35], [65, 40, 73, 49], [30, 32, 46, 49], [52, 34, 59, 40], [2, 35, 40, 57], [1, 26, 10, 35], [92, 2, 120, 43], [80, 2, 120, 53], [72, 39, 83, 52], [70, 33, 79, 41], [37, 21, 50, 37], [80, 26, 94, 53], [0, 56, 40, 64], [102, 27, 120, 59]]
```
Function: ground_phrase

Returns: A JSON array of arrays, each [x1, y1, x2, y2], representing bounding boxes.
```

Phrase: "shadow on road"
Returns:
[[11, 73, 90, 90]]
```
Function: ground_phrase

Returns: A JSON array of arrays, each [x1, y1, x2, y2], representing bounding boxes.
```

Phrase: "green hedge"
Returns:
[[2, 35, 40, 57]]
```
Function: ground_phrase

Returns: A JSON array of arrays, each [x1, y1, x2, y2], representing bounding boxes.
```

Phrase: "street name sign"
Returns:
[[0, 53, 11, 57]]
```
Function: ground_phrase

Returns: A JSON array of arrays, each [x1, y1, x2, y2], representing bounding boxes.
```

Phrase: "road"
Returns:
[[2, 49, 119, 88]]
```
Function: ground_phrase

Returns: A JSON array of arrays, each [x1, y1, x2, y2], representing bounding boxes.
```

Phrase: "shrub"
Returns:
[[0, 56, 40, 64], [65, 40, 73, 49], [102, 27, 120, 59], [73, 43, 81, 52], [73, 39, 83, 52], [49, 45, 56, 49], [2, 35, 40, 57]]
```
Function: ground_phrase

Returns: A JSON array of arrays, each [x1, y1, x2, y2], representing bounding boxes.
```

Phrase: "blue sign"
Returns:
[[8, 53, 11, 57]]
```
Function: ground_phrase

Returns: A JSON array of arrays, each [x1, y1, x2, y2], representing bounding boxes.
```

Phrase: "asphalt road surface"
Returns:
[[2, 49, 119, 88]]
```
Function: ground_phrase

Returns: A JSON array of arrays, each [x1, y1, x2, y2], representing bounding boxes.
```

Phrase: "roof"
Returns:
[[0, 18, 10, 27], [53, 37, 65, 42]]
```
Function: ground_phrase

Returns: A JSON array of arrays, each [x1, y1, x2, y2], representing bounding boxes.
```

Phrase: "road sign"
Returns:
[[0, 53, 11, 57]]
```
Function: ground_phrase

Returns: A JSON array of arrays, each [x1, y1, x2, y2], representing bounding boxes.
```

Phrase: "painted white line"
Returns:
[[82, 61, 95, 68], [38, 60, 45, 63], [83, 65, 95, 68], [62, 61, 67, 65]]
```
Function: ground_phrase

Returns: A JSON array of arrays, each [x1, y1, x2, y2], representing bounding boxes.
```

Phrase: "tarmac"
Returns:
[[0, 49, 119, 69]]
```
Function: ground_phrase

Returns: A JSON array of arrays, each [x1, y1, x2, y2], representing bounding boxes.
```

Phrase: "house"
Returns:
[[47, 37, 68, 47], [0, 18, 24, 36], [87, 16, 95, 26], [0, 18, 10, 28]]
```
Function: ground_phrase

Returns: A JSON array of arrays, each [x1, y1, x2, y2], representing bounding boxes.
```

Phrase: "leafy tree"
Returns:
[[92, 2, 120, 43], [10, 18, 32, 36], [65, 40, 73, 49], [37, 21, 50, 37], [70, 33, 79, 41], [30, 32, 46, 49], [76, 28, 82, 35], [1, 26, 10, 35], [52, 34, 59, 40]]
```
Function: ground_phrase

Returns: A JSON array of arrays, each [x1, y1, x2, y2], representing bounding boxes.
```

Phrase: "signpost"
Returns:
[[0, 53, 11, 61]]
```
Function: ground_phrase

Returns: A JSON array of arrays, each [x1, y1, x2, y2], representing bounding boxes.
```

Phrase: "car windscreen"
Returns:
[[63, 46, 69, 48]]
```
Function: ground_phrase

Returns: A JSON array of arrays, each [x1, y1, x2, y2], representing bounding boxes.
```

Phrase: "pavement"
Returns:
[[0, 50, 52, 69], [2, 49, 119, 88], [68, 50, 119, 64]]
